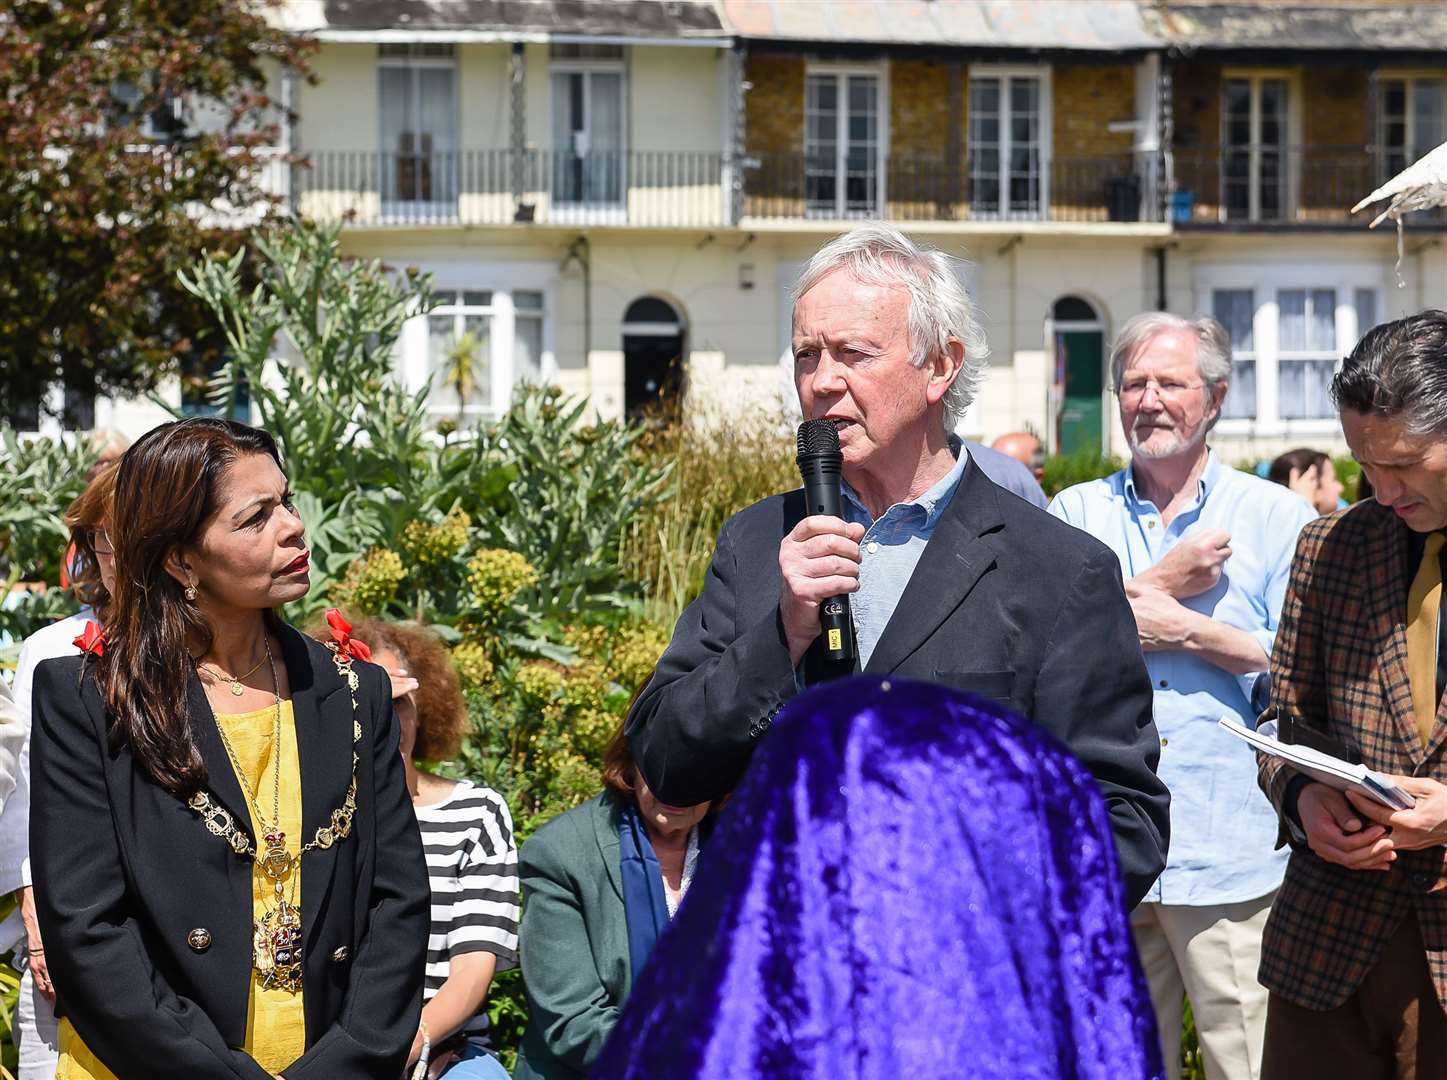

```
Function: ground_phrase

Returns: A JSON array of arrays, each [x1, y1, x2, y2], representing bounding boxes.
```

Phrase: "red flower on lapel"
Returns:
[[73, 620, 106, 657], [324, 608, 372, 662]]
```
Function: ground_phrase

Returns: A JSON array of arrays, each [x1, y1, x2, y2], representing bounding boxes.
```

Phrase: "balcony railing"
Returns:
[[293, 148, 1169, 228], [742, 152, 1166, 224], [293, 149, 730, 228], [1168, 145, 1439, 226]]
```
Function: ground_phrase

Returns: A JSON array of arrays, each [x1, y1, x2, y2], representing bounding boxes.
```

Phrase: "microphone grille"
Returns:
[[796, 418, 841, 456]]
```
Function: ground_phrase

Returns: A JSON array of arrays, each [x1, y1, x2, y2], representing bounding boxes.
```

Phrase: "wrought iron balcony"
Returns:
[[740, 151, 1166, 224], [292, 149, 731, 228], [292, 148, 1169, 228], [1167, 145, 1439, 226]]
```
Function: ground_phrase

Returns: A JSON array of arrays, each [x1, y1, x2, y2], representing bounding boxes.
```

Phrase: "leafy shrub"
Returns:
[[1041, 447, 1127, 499], [621, 416, 796, 624], [0, 429, 96, 652], [1334, 454, 1365, 502], [483, 389, 672, 617]]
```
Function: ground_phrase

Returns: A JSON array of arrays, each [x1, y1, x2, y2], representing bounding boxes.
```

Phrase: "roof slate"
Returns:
[[719, 0, 1160, 50], [1144, 3, 1446, 52], [278, 1, 1447, 53], [309, 0, 725, 36]]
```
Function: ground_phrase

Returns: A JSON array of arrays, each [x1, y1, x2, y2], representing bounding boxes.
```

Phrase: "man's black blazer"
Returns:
[[627, 459, 1170, 907], [29, 623, 431, 1079]]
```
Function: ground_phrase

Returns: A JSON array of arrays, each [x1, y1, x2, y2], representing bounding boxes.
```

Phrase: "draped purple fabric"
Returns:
[[591, 676, 1163, 1080]]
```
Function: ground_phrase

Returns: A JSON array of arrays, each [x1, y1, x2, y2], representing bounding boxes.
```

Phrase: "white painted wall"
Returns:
[[459, 43, 512, 149], [629, 47, 725, 153], [295, 44, 379, 154], [64, 224, 1432, 473]]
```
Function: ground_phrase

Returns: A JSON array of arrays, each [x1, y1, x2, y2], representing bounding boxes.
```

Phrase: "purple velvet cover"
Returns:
[[591, 676, 1163, 1080]]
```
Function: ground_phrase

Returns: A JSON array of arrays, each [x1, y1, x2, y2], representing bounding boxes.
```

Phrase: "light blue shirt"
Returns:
[[842, 441, 970, 668], [1049, 452, 1317, 906]]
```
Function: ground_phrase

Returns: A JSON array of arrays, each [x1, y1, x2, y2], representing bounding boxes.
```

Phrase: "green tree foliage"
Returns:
[[0, 429, 95, 650], [0, 0, 311, 420]]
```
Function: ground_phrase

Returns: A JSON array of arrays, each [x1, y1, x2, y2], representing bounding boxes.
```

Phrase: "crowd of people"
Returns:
[[3, 221, 1446, 1079]]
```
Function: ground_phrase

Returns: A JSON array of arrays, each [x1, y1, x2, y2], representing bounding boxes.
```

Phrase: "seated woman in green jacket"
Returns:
[[513, 717, 721, 1079]]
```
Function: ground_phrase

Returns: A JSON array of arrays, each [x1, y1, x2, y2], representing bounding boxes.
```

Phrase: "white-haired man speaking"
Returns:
[[626, 223, 1170, 908], [1050, 313, 1317, 1080]]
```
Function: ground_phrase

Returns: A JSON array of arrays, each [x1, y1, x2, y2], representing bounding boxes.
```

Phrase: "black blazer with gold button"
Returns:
[[29, 624, 431, 1080]]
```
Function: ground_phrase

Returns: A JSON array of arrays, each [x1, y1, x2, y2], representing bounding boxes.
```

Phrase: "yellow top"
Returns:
[[57, 700, 307, 1079]]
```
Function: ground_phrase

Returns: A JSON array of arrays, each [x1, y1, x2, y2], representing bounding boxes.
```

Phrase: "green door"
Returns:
[[1058, 329, 1104, 456]]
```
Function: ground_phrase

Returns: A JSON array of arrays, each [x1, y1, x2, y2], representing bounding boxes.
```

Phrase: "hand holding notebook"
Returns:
[[1218, 715, 1416, 811]]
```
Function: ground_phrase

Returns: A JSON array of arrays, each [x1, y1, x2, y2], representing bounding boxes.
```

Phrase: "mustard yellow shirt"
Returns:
[[57, 700, 307, 1078]]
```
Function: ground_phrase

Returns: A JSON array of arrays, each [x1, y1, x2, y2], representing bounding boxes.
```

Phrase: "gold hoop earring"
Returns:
[[185, 584, 198, 601]]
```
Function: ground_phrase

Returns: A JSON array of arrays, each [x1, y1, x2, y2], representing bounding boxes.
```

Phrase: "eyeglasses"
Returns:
[[87, 529, 115, 558], [1112, 378, 1206, 404]]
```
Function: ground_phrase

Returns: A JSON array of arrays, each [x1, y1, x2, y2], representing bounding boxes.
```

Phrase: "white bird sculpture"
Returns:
[[1352, 140, 1447, 227], [1351, 140, 1447, 283]]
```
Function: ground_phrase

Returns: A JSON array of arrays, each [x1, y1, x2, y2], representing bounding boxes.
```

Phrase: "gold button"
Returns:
[[330, 946, 350, 964], [1161, 738, 1169, 748], [187, 928, 212, 953]]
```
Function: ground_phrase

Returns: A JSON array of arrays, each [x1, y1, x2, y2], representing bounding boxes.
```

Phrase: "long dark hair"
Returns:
[[1266, 448, 1329, 489], [99, 417, 286, 798]]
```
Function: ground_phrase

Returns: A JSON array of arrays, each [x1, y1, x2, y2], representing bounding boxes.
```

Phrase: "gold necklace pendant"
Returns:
[[260, 829, 294, 879], [254, 897, 303, 992], [229, 679, 245, 697]]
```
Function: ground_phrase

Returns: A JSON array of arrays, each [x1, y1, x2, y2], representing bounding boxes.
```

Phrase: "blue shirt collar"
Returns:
[[1122, 448, 1220, 510], [842, 436, 970, 527]]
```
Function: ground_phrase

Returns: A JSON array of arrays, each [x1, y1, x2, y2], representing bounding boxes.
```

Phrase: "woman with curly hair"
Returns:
[[314, 619, 520, 1080]]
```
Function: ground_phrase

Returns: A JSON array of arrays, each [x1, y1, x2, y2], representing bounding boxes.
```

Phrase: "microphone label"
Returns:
[[828, 629, 843, 651]]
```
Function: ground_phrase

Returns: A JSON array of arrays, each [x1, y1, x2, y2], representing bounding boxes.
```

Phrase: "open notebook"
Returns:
[[1218, 715, 1415, 811]]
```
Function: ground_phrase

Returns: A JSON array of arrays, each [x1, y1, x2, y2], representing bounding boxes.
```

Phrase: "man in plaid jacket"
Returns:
[[1258, 310, 1447, 1075]]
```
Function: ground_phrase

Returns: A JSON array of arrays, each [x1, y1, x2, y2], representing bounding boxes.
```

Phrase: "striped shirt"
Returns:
[[416, 780, 520, 1051]]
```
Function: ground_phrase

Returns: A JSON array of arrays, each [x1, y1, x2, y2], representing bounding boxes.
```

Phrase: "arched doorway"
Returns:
[[622, 296, 685, 420], [1051, 295, 1107, 456]]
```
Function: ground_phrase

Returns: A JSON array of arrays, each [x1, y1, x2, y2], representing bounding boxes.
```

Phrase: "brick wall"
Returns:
[[743, 54, 804, 158], [742, 54, 804, 215], [890, 59, 966, 219], [1054, 64, 1135, 158], [891, 59, 954, 159], [1300, 66, 1372, 219], [1172, 61, 1223, 219], [1053, 64, 1137, 221]]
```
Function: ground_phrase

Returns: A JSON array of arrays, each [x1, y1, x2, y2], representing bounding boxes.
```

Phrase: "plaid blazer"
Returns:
[[1258, 498, 1447, 1012]]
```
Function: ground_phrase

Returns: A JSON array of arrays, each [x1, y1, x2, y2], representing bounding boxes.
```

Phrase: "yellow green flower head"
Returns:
[[467, 548, 538, 621]]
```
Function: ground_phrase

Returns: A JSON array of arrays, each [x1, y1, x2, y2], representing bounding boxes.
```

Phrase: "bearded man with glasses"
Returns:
[[1049, 312, 1318, 1080]]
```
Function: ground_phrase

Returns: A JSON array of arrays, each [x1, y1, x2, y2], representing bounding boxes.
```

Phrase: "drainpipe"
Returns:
[[727, 44, 746, 226], [510, 43, 533, 222], [281, 66, 296, 213], [1155, 245, 1168, 311]]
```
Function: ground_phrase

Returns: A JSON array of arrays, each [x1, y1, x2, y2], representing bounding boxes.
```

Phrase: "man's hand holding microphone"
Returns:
[[782, 419, 863, 668], [780, 515, 864, 666]]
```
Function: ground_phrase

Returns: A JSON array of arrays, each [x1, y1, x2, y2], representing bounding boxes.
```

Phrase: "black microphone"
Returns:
[[796, 419, 858, 665]]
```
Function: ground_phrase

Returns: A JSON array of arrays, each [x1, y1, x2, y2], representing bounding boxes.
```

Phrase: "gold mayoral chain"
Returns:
[[186, 638, 363, 993]]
